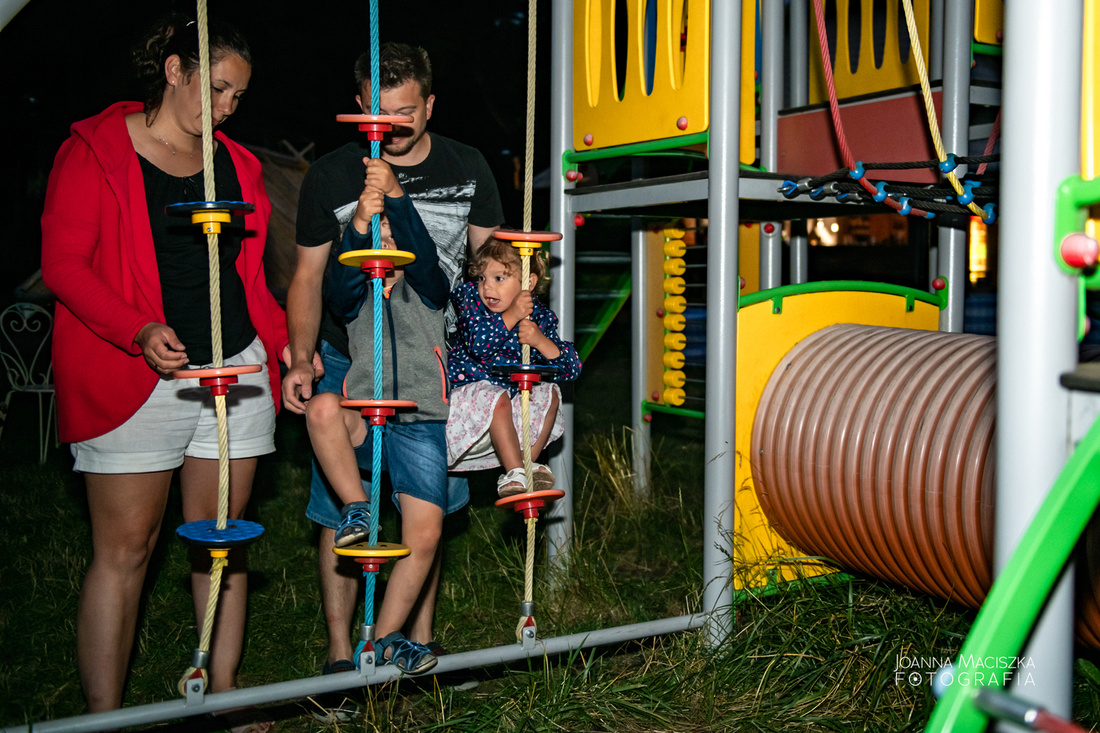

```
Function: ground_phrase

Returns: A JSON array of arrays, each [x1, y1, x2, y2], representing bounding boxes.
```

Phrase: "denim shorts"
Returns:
[[305, 340, 469, 528]]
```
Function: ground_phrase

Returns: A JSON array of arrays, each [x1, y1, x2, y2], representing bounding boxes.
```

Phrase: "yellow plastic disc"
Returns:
[[664, 332, 686, 351], [663, 226, 686, 240], [663, 351, 685, 369], [333, 541, 411, 558], [663, 370, 686, 388], [664, 258, 686, 276], [664, 295, 687, 314], [662, 387, 686, 406], [663, 313, 685, 332], [663, 239, 687, 257], [663, 277, 686, 295], [338, 249, 417, 268]]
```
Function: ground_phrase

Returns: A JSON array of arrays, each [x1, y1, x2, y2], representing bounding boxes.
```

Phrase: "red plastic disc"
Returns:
[[493, 229, 564, 243], [495, 488, 565, 518], [175, 364, 262, 380]]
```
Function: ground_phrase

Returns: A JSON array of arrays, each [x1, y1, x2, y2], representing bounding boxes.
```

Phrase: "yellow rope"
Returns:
[[514, 0, 539, 640], [521, 0, 536, 233], [179, 0, 233, 693], [901, 0, 986, 219]]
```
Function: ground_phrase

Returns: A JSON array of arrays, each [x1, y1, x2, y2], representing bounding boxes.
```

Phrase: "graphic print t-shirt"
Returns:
[[296, 134, 504, 356]]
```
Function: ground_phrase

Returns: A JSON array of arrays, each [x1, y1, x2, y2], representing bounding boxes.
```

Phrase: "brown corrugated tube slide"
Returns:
[[750, 323, 1100, 644]]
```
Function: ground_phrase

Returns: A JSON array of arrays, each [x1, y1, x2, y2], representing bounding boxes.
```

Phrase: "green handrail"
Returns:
[[739, 279, 946, 312], [925, 412, 1100, 731]]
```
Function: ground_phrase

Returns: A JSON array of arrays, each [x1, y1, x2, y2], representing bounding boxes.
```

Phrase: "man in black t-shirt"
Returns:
[[284, 43, 503, 702]]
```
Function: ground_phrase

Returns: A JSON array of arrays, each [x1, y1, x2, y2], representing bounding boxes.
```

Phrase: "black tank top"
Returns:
[[139, 144, 256, 365]]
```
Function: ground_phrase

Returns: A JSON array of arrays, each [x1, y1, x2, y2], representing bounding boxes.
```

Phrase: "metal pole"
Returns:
[[759, 0, 783, 289], [631, 217, 652, 496], [929, 0, 944, 80], [995, 0, 1079, 719], [788, 0, 810, 285], [4, 615, 707, 733], [546, 0, 574, 569], [790, 221, 809, 284], [788, 0, 808, 108], [936, 0, 971, 332], [703, 0, 740, 646]]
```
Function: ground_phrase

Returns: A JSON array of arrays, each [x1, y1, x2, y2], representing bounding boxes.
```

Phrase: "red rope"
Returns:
[[976, 108, 1002, 176], [811, 0, 929, 217]]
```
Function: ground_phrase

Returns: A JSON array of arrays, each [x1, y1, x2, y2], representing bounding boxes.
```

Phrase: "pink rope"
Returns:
[[976, 109, 1001, 176]]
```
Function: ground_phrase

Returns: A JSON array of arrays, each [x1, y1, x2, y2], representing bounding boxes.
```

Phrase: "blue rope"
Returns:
[[369, 0, 381, 249]]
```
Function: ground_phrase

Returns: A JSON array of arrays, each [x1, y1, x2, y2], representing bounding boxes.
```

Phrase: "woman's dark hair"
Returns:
[[133, 14, 252, 117], [469, 236, 551, 296]]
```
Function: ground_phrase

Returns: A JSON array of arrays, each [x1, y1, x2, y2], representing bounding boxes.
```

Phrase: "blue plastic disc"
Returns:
[[177, 519, 264, 547], [490, 363, 562, 380], [165, 200, 255, 216]]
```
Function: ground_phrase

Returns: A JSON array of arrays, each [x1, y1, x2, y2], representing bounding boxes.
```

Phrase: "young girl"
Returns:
[[446, 238, 582, 496]]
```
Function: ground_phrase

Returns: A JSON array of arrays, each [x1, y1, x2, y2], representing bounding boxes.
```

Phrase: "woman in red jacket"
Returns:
[[40, 16, 287, 715]]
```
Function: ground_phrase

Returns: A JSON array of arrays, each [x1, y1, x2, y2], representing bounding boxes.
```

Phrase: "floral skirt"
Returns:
[[446, 380, 563, 471]]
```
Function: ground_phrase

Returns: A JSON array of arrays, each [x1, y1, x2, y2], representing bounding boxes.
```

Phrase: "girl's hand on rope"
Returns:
[[504, 289, 534, 329], [135, 321, 188, 375], [365, 158, 403, 197], [518, 318, 560, 359]]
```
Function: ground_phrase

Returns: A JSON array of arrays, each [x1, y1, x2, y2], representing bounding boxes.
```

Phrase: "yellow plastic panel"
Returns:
[[808, 0, 930, 104], [973, 0, 1004, 45], [573, 0, 757, 164], [732, 289, 939, 589], [739, 224, 760, 295]]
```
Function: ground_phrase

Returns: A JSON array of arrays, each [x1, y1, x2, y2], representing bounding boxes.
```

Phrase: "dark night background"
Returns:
[[0, 0, 553, 302]]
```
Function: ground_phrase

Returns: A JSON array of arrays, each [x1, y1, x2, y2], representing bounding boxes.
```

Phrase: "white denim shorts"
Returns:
[[71, 337, 276, 474]]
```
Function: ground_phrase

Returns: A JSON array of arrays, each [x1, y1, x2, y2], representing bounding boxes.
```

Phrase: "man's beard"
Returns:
[[383, 131, 422, 157]]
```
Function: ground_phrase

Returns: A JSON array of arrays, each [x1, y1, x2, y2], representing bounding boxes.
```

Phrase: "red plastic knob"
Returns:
[[574, 214, 585, 227], [932, 277, 947, 291], [565, 170, 579, 182], [676, 116, 688, 131], [996, 30, 1004, 42], [575, 171, 584, 182], [652, 391, 660, 402], [739, 276, 746, 290], [763, 222, 776, 234], [643, 413, 653, 423], [583, 133, 594, 146], [656, 308, 666, 317], [1061, 233, 1100, 269]]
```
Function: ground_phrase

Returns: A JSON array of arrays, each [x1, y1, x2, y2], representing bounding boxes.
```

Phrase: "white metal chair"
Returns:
[[0, 302, 57, 463]]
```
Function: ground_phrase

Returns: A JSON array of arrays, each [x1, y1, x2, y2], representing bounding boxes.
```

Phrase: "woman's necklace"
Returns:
[[155, 132, 194, 159]]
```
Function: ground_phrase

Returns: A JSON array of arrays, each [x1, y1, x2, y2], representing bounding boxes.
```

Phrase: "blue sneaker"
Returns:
[[375, 632, 437, 675], [335, 501, 371, 548]]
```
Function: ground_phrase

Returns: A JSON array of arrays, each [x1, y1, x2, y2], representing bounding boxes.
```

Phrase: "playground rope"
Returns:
[[178, 0, 232, 694], [900, 0, 991, 220], [811, 0, 930, 218], [516, 0, 539, 641]]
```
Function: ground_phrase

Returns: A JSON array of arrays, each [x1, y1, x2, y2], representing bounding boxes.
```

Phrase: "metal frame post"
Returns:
[[788, 0, 809, 284], [703, 0, 741, 645], [759, 0, 783, 289], [995, 0, 1080, 718], [631, 218, 652, 496], [547, 0, 574, 569], [936, 0, 972, 332]]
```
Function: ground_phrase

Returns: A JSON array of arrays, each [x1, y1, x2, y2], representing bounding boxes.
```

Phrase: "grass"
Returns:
[[3, 330, 1100, 731]]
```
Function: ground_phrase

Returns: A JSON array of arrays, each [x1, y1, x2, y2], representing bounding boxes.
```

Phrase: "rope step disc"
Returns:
[[494, 229, 562, 257], [340, 398, 418, 424], [336, 113, 414, 140], [333, 541, 411, 558], [173, 364, 262, 396], [495, 489, 565, 518], [491, 363, 562, 391], [166, 200, 255, 234], [177, 519, 264, 548], [338, 249, 417, 280]]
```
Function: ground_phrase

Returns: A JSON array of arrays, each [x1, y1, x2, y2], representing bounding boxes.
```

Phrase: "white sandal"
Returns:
[[531, 463, 556, 492], [497, 467, 527, 497]]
